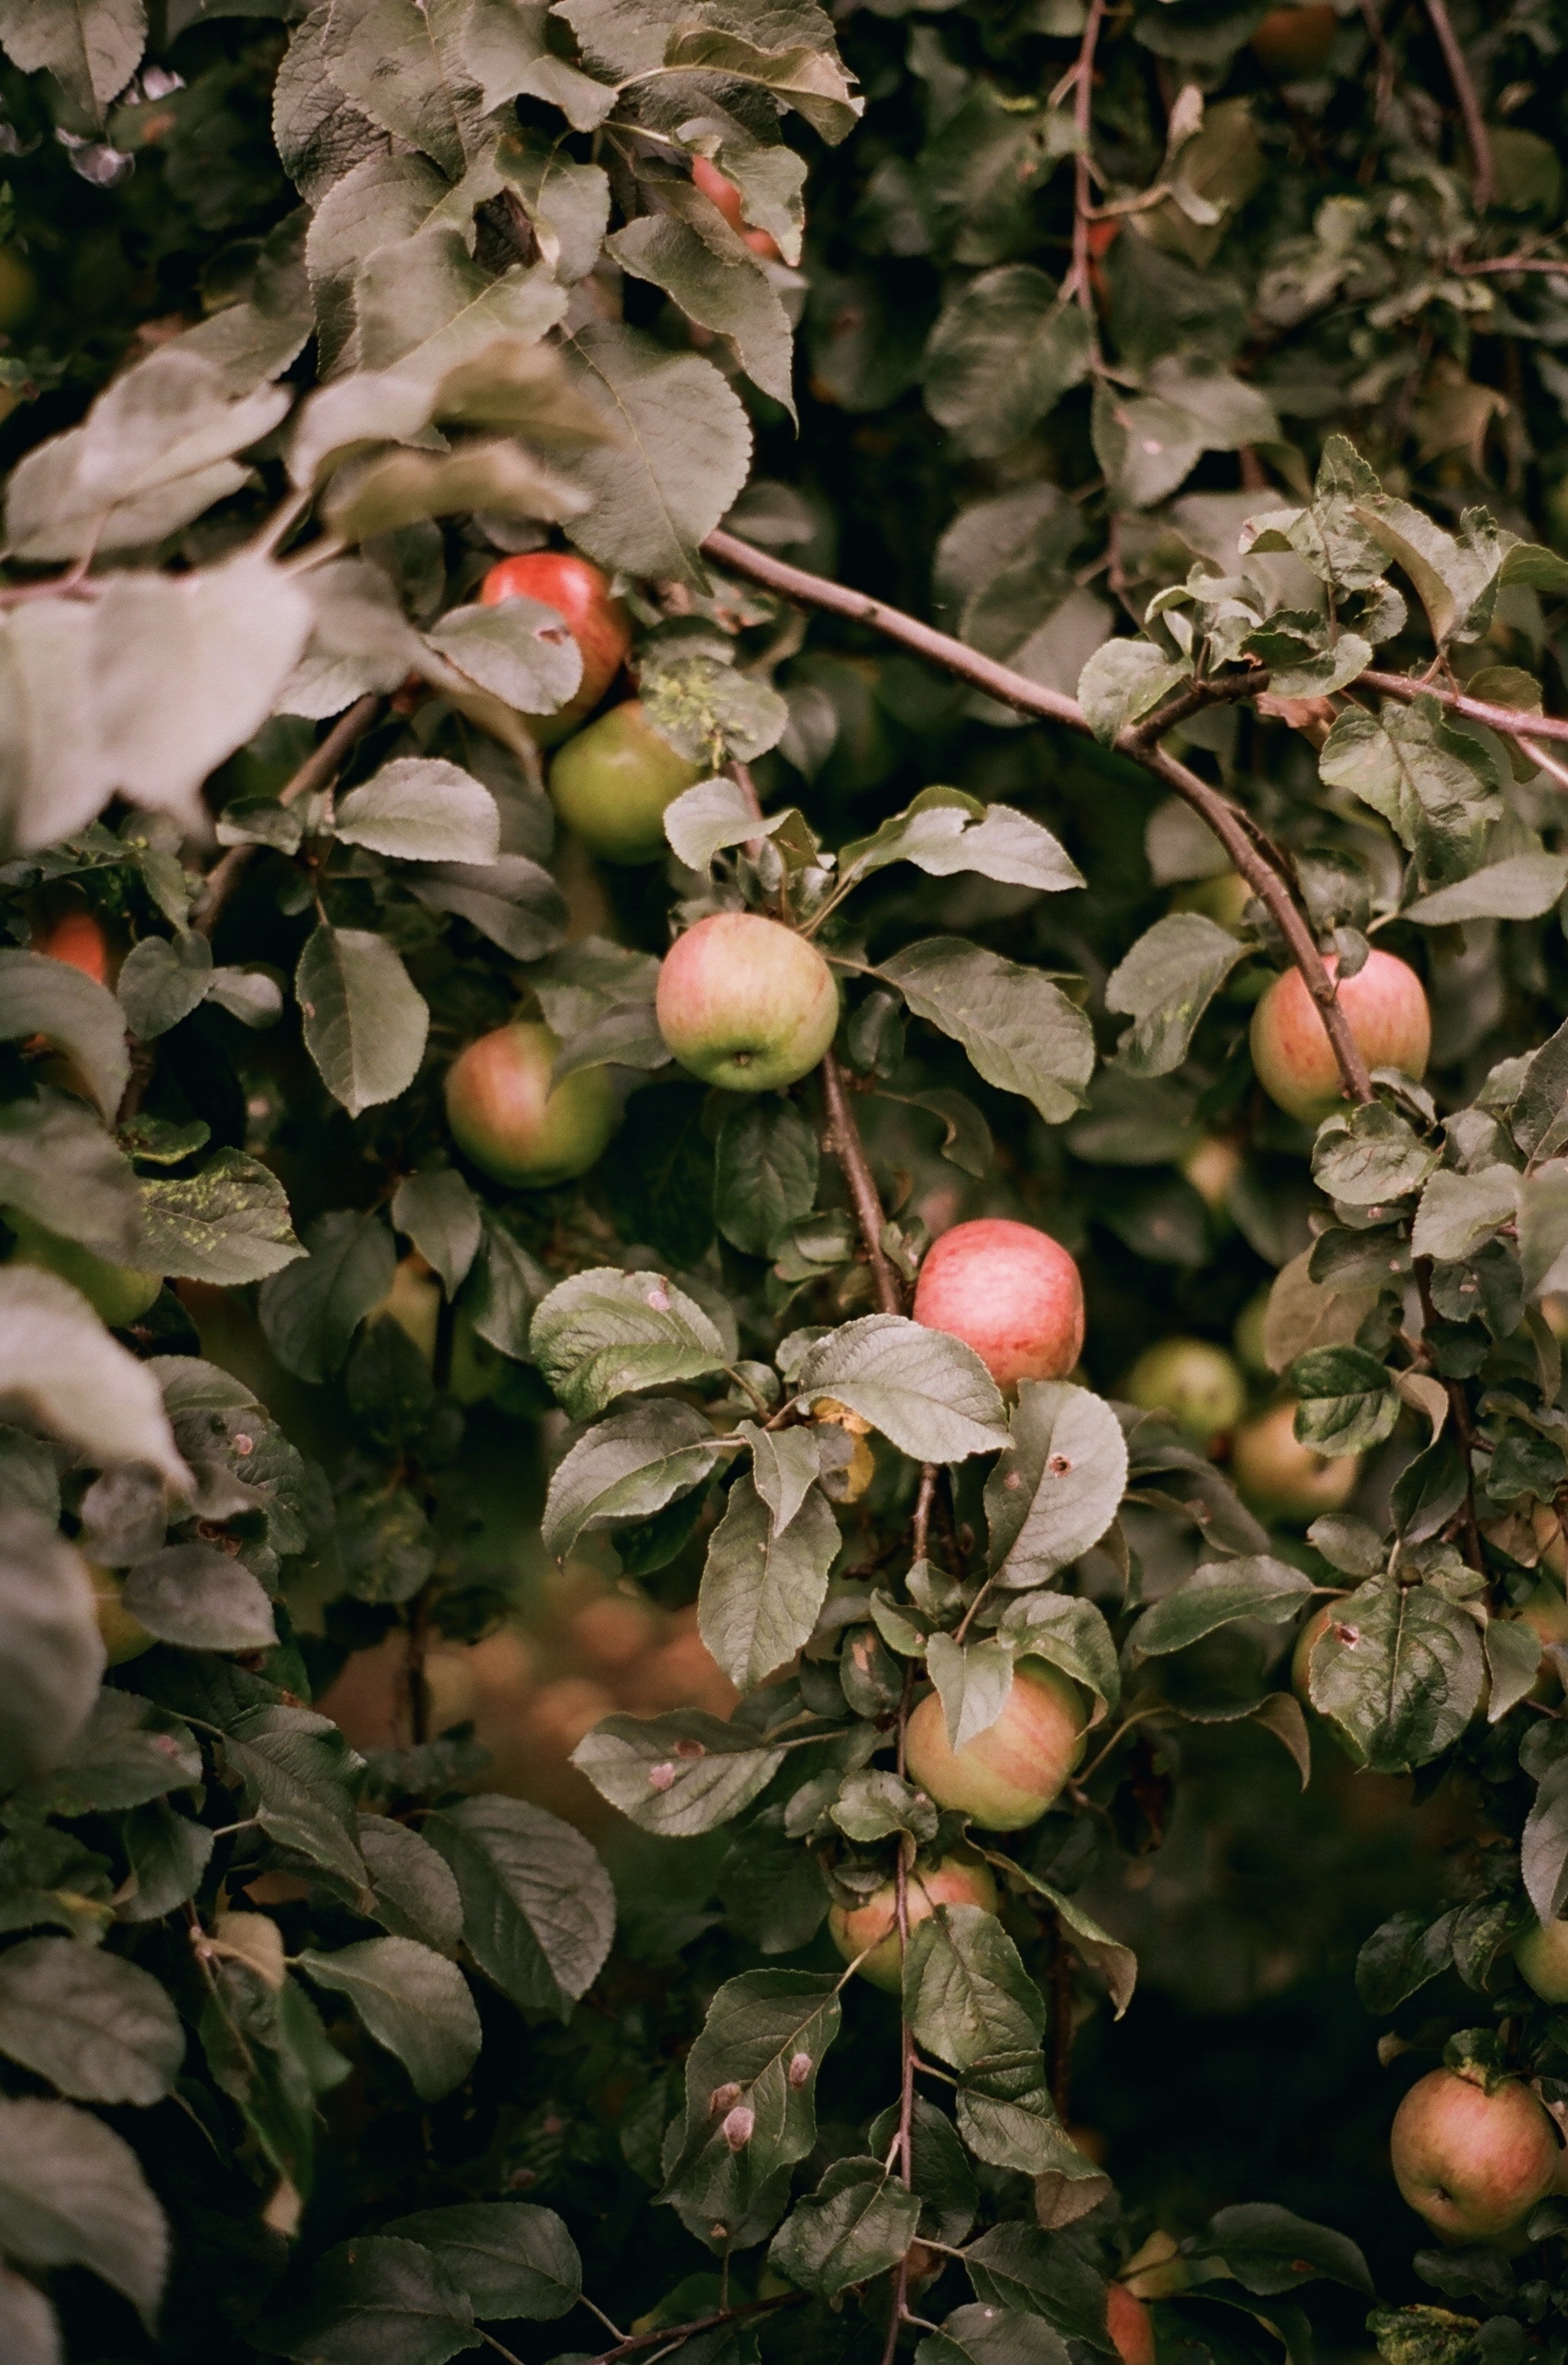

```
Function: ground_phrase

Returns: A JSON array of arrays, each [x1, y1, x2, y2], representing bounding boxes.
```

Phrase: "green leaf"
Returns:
[[0, 0, 146, 126], [0, 1269, 185, 1484], [1318, 697, 1502, 888], [1076, 639, 1189, 746], [963, 2221, 1111, 2350], [611, 207, 794, 414], [663, 1966, 841, 2222], [697, 1475, 841, 1691], [37, 1688, 201, 1817], [121, 1541, 278, 1652], [919, 2304, 1074, 2365], [924, 268, 1093, 458], [794, 1315, 1008, 1460], [260, 2234, 477, 2365], [926, 1633, 1014, 1751], [542, 1400, 725, 1560], [0, 1093, 144, 1263], [424, 599, 585, 717], [0, 948, 129, 1119], [0, 1936, 182, 2105], [831, 1769, 938, 1844], [532, 937, 665, 1078], [564, 323, 752, 586], [139, 1148, 304, 1285], [956, 2051, 1099, 2186], [359, 1817, 463, 1955], [838, 786, 1083, 898], [423, 1794, 614, 2017], [570, 1710, 786, 1836], [0, 1512, 103, 1793], [1290, 1344, 1402, 1455], [462, 1215, 549, 1361], [1093, 361, 1277, 509], [662, 18, 863, 143], [881, 938, 1095, 1124], [333, 759, 499, 864], [1404, 853, 1568, 924], [1105, 913, 1248, 1078], [989, 1860, 1136, 2017], [296, 1938, 481, 2104], [296, 924, 430, 1118], [1311, 1103, 1439, 1208], [1355, 1906, 1458, 2014], [903, 1903, 1044, 2071], [0, 2255, 60, 2365], [224, 1706, 367, 1890], [1188, 2203, 1372, 2296], [320, 0, 487, 178], [0, 2098, 164, 2334], [116, 931, 213, 1041], [992, 1593, 1121, 1722], [1131, 1557, 1315, 1655], [382, 2204, 580, 2321], [1351, 497, 1503, 646], [985, 1381, 1129, 1587], [715, 1099, 819, 1259], [1410, 1166, 1521, 1264], [529, 1267, 728, 1419], [259, 1210, 397, 1382], [769, 2158, 920, 2298], [1524, 1756, 1568, 1926], [743, 1423, 823, 1537], [1306, 1573, 1486, 1771], [390, 1171, 481, 1297]]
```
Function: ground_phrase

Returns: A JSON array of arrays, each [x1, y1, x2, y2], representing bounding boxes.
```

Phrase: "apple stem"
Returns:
[[703, 530, 1377, 1112], [820, 1050, 903, 1315]]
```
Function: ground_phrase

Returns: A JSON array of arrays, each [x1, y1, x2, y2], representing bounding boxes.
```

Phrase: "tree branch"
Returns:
[[821, 1050, 903, 1315], [194, 694, 384, 941], [704, 531, 1374, 1108], [1361, 667, 1568, 747], [1422, 0, 1494, 211]]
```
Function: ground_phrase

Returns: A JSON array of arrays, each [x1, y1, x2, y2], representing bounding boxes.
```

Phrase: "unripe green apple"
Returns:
[[828, 1856, 998, 1991], [445, 1020, 616, 1187], [1250, 2, 1338, 77], [1124, 1338, 1246, 1450], [1511, 1576, 1568, 1702], [449, 1306, 503, 1403], [904, 1658, 1086, 1831], [91, 1563, 155, 1666], [1291, 1602, 1334, 1704], [547, 700, 704, 864], [377, 1254, 442, 1366], [1515, 1915, 1568, 2003], [655, 912, 839, 1093], [1169, 872, 1253, 931], [1231, 1400, 1359, 1522], [5, 1210, 162, 1328], [479, 552, 632, 746], [1181, 1134, 1243, 1212], [1233, 1288, 1272, 1378], [1390, 2067, 1561, 2243], [1250, 950, 1430, 1126], [1107, 2285, 1156, 2365], [912, 1218, 1084, 1393]]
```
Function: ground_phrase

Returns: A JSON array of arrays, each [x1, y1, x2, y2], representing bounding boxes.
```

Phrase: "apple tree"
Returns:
[[2, 3, 1568, 2363]]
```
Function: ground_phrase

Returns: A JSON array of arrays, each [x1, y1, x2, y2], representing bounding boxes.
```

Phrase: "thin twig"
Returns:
[[1422, 0, 1494, 211], [912, 1465, 936, 1564], [705, 531, 1374, 1109], [821, 1050, 903, 1315], [1066, 0, 1107, 335], [194, 693, 383, 940], [1455, 255, 1568, 275], [582, 2296, 797, 2365]]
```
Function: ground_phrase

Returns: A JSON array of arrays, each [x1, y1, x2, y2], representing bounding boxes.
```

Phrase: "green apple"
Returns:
[[1125, 1338, 1246, 1449], [656, 911, 839, 1093], [904, 1658, 1086, 1831], [1230, 1400, 1359, 1522], [445, 1021, 617, 1187], [5, 1209, 162, 1328], [91, 1563, 155, 1666], [547, 700, 704, 863], [1515, 1913, 1568, 2003]]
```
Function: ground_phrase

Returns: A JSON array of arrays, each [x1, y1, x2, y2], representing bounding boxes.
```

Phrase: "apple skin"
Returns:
[[36, 907, 112, 985], [548, 699, 705, 864], [1291, 1602, 1334, 1704], [91, 1564, 155, 1666], [1515, 1916, 1568, 2004], [1230, 1400, 1360, 1522], [1250, 950, 1430, 1125], [1250, 2, 1338, 77], [1513, 1576, 1568, 1701], [1182, 1135, 1243, 1212], [1107, 2285, 1156, 2365], [905, 1658, 1086, 1832], [1390, 2067, 1561, 2243], [445, 1020, 616, 1187], [1125, 1338, 1246, 1449], [656, 911, 839, 1093], [828, 1857, 998, 1992], [5, 1210, 162, 1328], [479, 552, 631, 745], [912, 1218, 1084, 1393], [691, 155, 783, 260]]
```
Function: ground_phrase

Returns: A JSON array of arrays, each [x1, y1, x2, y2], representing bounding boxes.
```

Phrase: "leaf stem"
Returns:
[[820, 1049, 903, 1316], [194, 693, 383, 942]]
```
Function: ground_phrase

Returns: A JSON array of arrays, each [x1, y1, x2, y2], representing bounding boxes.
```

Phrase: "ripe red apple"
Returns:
[[36, 907, 112, 985], [1230, 1400, 1359, 1522], [1515, 1915, 1568, 2004], [6, 1210, 162, 1328], [1125, 1338, 1246, 1449], [912, 1218, 1084, 1393], [1250, 3, 1338, 77], [548, 700, 704, 864], [479, 552, 632, 745], [691, 155, 784, 261], [445, 1019, 616, 1187], [1390, 2067, 1561, 2243], [828, 1856, 998, 1992], [904, 1658, 1086, 1831], [1250, 950, 1430, 1125], [655, 911, 839, 1092], [1107, 2285, 1155, 2365]]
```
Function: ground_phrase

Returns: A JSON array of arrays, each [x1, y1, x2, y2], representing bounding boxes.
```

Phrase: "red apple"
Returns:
[[36, 907, 112, 985], [828, 1856, 998, 1992], [479, 552, 632, 744], [548, 700, 704, 864], [1250, 950, 1430, 1126], [1231, 1400, 1359, 1522], [444, 1019, 616, 1187], [1390, 2067, 1560, 2243], [1125, 1338, 1246, 1449], [655, 911, 839, 1093], [904, 1658, 1086, 1831], [1250, 3, 1338, 77], [1107, 2285, 1155, 2365], [912, 1218, 1084, 1393], [691, 155, 783, 262]]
